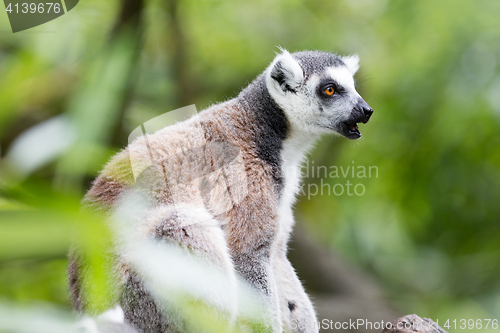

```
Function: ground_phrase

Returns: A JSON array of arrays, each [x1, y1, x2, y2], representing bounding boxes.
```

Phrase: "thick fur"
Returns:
[[69, 50, 372, 333]]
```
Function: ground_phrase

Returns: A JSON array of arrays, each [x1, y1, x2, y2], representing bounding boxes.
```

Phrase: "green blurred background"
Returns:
[[0, 0, 499, 330]]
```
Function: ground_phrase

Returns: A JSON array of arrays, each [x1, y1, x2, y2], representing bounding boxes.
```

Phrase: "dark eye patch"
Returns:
[[317, 79, 346, 99]]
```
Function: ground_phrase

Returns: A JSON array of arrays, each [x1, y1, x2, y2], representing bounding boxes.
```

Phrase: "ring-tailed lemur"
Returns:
[[69, 49, 373, 333]]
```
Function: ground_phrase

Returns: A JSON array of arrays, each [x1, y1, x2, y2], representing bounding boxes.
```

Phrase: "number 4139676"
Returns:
[[5, 3, 62, 14], [442, 319, 498, 330]]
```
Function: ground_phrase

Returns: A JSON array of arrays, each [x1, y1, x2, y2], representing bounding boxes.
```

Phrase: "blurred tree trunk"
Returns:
[[111, 0, 144, 39], [289, 222, 399, 332], [110, 0, 195, 146], [165, 0, 193, 108], [109, 0, 145, 147], [289, 226, 447, 332]]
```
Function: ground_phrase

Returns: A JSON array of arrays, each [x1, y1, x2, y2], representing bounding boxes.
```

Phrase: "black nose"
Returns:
[[363, 107, 373, 121], [356, 98, 373, 123]]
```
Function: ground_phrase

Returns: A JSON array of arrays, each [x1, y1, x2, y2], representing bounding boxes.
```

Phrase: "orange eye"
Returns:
[[324, 87, 335, 96]]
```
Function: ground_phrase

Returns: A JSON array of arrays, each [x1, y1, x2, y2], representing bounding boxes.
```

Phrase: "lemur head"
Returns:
[[265, 49, 373, 139]]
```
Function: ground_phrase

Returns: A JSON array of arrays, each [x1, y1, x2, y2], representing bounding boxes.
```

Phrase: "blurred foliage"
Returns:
[[0, 0, 499, 330]]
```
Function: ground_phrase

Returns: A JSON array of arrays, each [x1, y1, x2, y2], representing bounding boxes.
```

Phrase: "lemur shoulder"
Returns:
[[69, 49, 373, 333]]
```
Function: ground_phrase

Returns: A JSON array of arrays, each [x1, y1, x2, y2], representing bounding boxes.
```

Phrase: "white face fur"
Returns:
[[265, 50, 373, 140]]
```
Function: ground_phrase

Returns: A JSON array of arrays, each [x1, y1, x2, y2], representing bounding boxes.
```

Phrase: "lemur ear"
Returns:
[[342, 54, 360, 75], [270, 49, 304, 93]]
